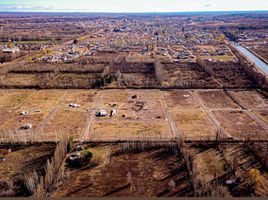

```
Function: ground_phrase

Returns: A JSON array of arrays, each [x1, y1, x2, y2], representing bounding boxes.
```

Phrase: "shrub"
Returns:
[[82, 149, 93, 160]]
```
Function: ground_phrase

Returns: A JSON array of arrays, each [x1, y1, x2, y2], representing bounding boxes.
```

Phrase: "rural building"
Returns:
[[96, 110, 108, 117], [2, 47, 20, 54]]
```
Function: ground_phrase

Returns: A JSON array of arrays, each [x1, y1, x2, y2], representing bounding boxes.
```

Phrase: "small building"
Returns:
[[19, 124, 32, 130], [96, 110, 108, 117], [2, 47, 20, 54], [20, 111, 29, 116], [69, 103, 80, 108], [110, 108, 117, 117]]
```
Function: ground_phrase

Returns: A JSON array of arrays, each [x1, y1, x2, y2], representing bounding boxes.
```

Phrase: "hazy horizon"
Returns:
[[0, 0, 268, 13]]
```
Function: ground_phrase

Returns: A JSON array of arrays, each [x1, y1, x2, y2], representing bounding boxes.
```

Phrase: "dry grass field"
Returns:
[[172, 109, 216, 140], [163, 90, 201, 110], [227, 90, 268, 109], [253, 110, 268, 124], [213, 110, 267, 140], [90, 90, 173, 140], [0, 89, 266, 142], [0, 90, 65, 133], [196, 90, 239, 109], [164, 90, 216, 140], [0, 90, 34, 109], [42, 90, 96, 140]]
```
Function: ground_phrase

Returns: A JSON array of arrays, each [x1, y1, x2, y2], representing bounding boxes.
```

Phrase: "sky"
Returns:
[[0, 0, 267, 13]]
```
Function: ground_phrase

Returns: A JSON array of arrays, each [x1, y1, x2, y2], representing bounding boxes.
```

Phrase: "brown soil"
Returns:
[[53, 146, 194, 197]]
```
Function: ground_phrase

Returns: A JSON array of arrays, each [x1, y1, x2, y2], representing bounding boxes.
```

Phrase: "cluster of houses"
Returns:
[[199, 45, 233, 57], [36, 44, 89, 63], [1, 46, 20, 54]]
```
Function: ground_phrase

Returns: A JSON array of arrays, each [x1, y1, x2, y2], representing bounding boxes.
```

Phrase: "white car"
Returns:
[[19, 124, 32, 130], [69, 103, 80, 108]]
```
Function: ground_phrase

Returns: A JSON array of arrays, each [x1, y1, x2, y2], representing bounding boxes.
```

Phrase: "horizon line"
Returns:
[[0, 10, 268, 15]]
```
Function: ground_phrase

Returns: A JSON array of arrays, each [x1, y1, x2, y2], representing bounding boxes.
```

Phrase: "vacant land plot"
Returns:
[[0, 89, 266, 142], [60, 90, 96, 111], [196, 90, 239, 109], [0, 109, 10, 120], [53, 146, 194, 197], [0, 90, 35, 109], [0, 90, 65, 133], [39, 90, 96, 139], [253, 110, 268, 124], [91, 121, 172, 141], [91, 90, 172, 140], [42, 110, 88, 140], [0, 143, 56, 196], [163, 90, 201, 110], [227, 90, 268, 109], [172, 109, 216, 140], [213, 110, 267, 140]]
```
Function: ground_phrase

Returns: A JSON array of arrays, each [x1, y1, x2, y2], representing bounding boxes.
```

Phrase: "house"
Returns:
[[110, 108, 117, 117], [20, 111, 29, 116], [19, 124, 32, 130], [2, 47, 20, 54], [96, 110, 108, 117]]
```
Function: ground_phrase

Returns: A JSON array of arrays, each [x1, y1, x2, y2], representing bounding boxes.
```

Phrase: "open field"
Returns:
[[196, 90, 239, 109], [42, 90, 96, 140], [163, 90, 216, 140], [0, 90, 65, 133], [163, 90, 201, 110], [227, 90, 268, 110], [252, 110, 268, 124], [213, 110, 267, 140], [172, 109, 216, 141], [91, 121, 172, 140], [90, 90, 173, 141], [0, 90, 35, 109], [0, 89, 266, 142]]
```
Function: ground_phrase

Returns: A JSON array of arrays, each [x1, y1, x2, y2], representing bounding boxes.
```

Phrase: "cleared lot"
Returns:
[[227, 90, 268, 109], [42, 90, 96, 140], [91, 121, 172, 140], [0, 90, 35, 109], [164, 91, 216, 140], [0, 90, 65, 133], [90, 90, 173, 140], [172, 109, 216, 141], [196, 90, 239, 109], [0, 89, 266, 142], [213, 110, 267, 140], [253, 110, 268, 124]]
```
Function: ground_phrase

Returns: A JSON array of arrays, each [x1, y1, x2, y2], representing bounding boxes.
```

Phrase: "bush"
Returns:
[[82, 150, 93, 160]]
